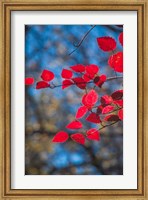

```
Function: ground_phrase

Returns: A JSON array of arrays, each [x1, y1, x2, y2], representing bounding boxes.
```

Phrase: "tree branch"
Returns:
[[48, 76, 123, 89], [69, 25, 96, 56]]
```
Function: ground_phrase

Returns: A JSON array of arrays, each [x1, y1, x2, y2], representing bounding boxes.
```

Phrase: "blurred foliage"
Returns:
[[25, 25, 123, 175]]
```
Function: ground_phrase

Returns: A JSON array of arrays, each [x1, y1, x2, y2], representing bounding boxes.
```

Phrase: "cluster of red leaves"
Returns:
[[25, 32, 123, 145], [25, 69, 55, 89], [52, 89, 123, 145], [61, 64, 106, 90], [52, 128, 100, 145], [36, 69, 54, 89]]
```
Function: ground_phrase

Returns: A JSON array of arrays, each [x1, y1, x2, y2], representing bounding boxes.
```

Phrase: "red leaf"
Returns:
[[41, 69, 54, 81], [70, 64, 85, 73], [75, 106, 88, 119], [101, 95, 113, 106], [86, 128, 100, 141], [94, 75, 107, 88], [86, 113, 101, 124], [52, 131, 69, 143], [102, 105, 115, 114], [114, 99, 123, 107], [36, 81, 50, 89], [61, 69, 73, 79], [71, 133, 85, 145], [97, 36, 116, 52], [118, 109, 123, 120], [66, 120, 83, 129], [72, 77, 86, 89], [104, 114, 119, 122], [85, 89, 98, 106], [25, 77, 34, 85], [83, 72, 94, 82], [108, 52, 123, 73], [119, 32, 123, 46], [85, 64, 99, 75], [111, 90, 123, 100], [62, 79, 73, 89], [82, 94, 92, 108], [97, 105, 104, 115]]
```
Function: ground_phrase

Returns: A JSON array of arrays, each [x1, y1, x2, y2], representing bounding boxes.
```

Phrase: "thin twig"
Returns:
[[69, 25, 96, 56], [49, 76, 123, 89], [99, 121, 119, 131]]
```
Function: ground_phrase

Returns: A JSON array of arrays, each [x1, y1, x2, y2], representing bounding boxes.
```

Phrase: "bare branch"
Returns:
[[48, 76, 123, 89], [69, 25, 96, 56]]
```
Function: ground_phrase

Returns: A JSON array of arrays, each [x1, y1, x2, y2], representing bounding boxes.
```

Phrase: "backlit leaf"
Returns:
[[94, 75, 107, 88], [66, 120, 83, 129], [104, 114, 119, 122], [62, 79, 73, 89], [86, 128, 100, 141], [97, 36, 116, 51], [102, 105, 115, 114], [70, 64, 85, 73], [101, 95, 113, 106], [85, 89, 98, 106], [118, 109, 123, 120], [108, 52, 123, 73], [41, 69, 54, 81], [52, 131, 69, 143], [25, 77, 34, 85], [72, 77, 86, 89], [85, 64, 99, 75], [86, 113, 101, 124], [113, 99, 123, 107], [36, 81, 50, 89], [119, 32, 123, 46], [61, 69, 73, 79], [76, 106, 88, 119], [71, 133, 85, 145]]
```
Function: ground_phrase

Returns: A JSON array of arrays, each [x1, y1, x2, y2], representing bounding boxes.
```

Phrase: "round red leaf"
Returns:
[[108, 52, 123, 73], [70, 64, 85, 73], [61, 69, 73, 79], [119, 32, 123, 46], [52, 131, 69, 143], [113, 99, 123, 107], [36, 81, 50, 89], [101, 95, 113, 106], [97, 36, 116, 52], [25, 77, 34, 85], [66, 120, 83, 129], [71, 133, 85, 145], [111, 90, 123, 100], [102, 105, 115, 114], [62, 79, 73, 89], [104, 114, 119, 122], [72, 77, 86, 89], [94, 75, 107, 88], [86, 113, 101, 124], [41, 69, 54, 81], [86, 128, 100, 141], [118, 109, 123, 120], [97, 105, 104, 115], [75, 106, 88, 119], [85, 64, 99, 75], [85, 89, 98, 106], [82, 94, 92, 108], [83, 72, 93, 82]]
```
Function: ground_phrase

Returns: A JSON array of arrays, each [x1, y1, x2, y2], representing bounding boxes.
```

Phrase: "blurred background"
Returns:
[[25, 25, 123, 175]]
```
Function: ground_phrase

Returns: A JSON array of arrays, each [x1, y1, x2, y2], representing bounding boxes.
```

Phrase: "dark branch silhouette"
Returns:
[[69, 25, 96, 56], [49, 76, 123, 89]]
